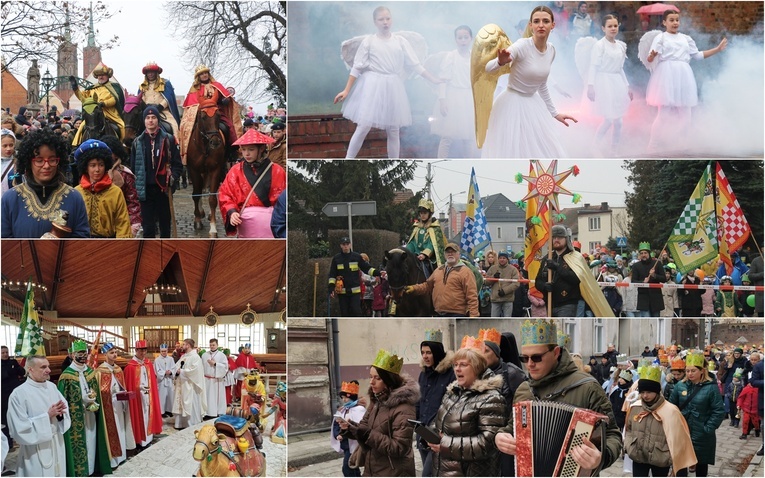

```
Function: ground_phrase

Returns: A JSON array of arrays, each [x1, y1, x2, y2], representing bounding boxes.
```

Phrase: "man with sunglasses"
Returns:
[[494, 319, 622, 475], [534, 225, 613, 317]]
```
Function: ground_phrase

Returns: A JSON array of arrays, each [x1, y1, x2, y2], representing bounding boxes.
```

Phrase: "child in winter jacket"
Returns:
[[725, 371, 743, 428], [736, 382, 761, 439]]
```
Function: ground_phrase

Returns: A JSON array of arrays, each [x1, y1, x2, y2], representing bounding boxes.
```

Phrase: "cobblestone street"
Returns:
[[160, 180, 229, 239]]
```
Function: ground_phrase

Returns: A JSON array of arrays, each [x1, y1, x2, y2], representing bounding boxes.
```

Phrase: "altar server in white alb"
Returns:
[[201, 338, 228, 418], [173, 338, 207, 428], [153, 343, 176, 418], [7, 355, 71, 477]]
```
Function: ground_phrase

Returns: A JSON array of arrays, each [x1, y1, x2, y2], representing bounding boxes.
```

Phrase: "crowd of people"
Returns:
[[0, 339, 286, 476], [327, 211, 763, 318], [2, 62, 286, 239], [328, 320, 765, 477]]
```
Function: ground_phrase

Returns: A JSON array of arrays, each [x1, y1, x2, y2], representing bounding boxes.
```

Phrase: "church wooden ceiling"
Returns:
[[0, 240, 286, 319]]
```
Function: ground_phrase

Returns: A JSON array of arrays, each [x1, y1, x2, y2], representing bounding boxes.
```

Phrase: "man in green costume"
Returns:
[[57, 340, 112, 476], [406, 198, 447, 278]]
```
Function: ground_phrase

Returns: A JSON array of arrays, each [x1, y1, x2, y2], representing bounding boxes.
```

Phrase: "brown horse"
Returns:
[[122, 93, 145, 150], [186, 102, 227, 237]]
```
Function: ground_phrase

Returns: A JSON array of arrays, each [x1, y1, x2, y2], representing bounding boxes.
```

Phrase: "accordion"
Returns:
[[513, 400, 608, 477]]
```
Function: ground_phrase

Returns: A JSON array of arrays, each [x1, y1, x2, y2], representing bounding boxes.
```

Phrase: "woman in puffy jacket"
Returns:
[[429, 344, 507, 476], [669, 350, 725, 477], [340, 350, 420, 476]]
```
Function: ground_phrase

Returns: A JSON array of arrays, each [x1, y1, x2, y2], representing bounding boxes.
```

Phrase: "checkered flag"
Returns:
[[460, 168, 492, 257], [19, 282, 46, 357], [715, 162, 751, 274], [667, 164, 718, 274]]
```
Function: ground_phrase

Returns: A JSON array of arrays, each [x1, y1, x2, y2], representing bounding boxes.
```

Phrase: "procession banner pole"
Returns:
[[547, 229, 553, 318]]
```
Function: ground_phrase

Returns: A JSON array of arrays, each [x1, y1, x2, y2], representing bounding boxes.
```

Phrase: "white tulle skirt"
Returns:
[[430, 85, 475, 139], [646, 60, 698, 107], [481, 89, 566, 158], [342, 71, 411, 129], [593, 72, 631, 119]]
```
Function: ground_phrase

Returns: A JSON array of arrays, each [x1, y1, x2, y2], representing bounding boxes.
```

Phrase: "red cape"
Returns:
[[235, 352, 259, 370], [124, 358, 164, 443], [182, 81, 230, 108]]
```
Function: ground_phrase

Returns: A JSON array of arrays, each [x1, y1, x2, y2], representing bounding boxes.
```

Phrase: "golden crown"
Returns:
[[372, 349, 403, 375], [195, 64, 211, 75]]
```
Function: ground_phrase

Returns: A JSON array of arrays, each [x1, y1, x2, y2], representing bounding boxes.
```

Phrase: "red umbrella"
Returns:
[[636, 3, 680, 15]]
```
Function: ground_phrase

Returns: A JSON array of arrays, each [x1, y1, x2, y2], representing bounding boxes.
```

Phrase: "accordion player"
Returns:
[[513, 400, 609, 477]]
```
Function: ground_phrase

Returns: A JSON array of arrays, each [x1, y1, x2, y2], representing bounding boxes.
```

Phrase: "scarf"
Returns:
[[79, 173, 113, 193], [341, 399, 359, 411]]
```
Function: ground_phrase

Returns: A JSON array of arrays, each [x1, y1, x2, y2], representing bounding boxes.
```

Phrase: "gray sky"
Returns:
[[409, 159, 631, 215], [10, 1, 272, 115]]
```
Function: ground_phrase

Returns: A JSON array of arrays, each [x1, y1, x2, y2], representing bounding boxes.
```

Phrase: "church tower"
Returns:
[[55, 6, 78, 102], [82, 2, 102, 77]]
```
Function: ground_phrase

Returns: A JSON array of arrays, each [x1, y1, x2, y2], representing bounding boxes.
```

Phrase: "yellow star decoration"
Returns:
[[520, 160, 576, 214]]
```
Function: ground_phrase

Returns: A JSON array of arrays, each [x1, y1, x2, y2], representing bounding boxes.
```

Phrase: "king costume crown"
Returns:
[[641, 365, 662, 383], [424, 329, 443, 343], [71, 340, 88, 353], [478, 328, 501, 345], [372, 349, 403, 375], [670, 357, 686, 370], [460, 335, 484, 352], [521, 319, 557, 346], [557, 330, 571, 349], [341, 381, 360, 395], [685, 350, 706, 368]]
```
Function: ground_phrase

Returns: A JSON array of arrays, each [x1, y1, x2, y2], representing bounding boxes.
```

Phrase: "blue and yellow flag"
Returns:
[[460, 168, 492, 257]]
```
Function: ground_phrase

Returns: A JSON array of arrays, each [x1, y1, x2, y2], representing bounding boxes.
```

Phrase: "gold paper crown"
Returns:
[[195, 64, 211, 76], [670, 357, 686, 370], [708, 360, 716, 371], [641, 365, 662, 383], [340, 381, 360, 395], [637, 357, 654, 376], [460, 335, 484, 352], [478, 328, 501, 345], [521, 319, 557, 346], [685, 350, 706, 368], [372, 349, 403, 375], [619, 369, 634, 381], [424, 329, 443, 343]]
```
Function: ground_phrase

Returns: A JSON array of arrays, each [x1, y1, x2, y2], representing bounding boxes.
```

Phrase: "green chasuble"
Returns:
[[57, 366, 113, 476]]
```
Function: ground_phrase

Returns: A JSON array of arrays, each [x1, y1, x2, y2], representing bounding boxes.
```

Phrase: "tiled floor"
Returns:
[[3, 413, 286, 477]]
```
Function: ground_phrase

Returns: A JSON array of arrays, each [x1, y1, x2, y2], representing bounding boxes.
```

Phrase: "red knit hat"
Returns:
[[233, 128, 275, 146]]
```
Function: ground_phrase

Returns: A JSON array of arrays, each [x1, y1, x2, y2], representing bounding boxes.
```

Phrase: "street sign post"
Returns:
[[322, 201, 377, 247]]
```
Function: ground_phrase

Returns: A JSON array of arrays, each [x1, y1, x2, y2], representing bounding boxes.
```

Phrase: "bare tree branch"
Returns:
[[165, 0, 286, 107], [1, 1, 119, 74]]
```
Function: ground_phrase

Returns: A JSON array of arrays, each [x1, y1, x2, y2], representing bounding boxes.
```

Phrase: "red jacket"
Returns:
[[737, 383, 760, 414], [218, 160, 286, 235]]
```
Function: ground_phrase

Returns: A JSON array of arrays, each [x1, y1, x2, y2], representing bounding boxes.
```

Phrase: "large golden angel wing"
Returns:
[[471, 24, 512, 149]]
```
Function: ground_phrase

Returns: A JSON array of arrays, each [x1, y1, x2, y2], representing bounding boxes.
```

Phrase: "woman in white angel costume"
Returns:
[[334, 6, 440, 159], [480, 6, 577, 158]]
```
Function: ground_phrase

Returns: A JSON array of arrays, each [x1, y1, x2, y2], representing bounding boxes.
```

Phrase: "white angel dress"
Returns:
[[430, 49, 475, 140], [587, 37, 631, 119], [481, 37, 566, 158], [645, 32, 703, 108], [342, 34, 426, 129]]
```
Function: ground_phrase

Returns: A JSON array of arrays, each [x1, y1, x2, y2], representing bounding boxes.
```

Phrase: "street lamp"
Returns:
[[41, 68, 54, 114]]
